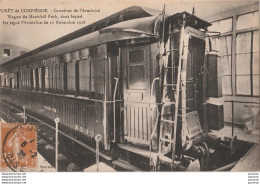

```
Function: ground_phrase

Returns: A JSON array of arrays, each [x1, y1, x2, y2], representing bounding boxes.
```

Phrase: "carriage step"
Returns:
[[160, 138, 174, 143], [112, 160, 143, 171]]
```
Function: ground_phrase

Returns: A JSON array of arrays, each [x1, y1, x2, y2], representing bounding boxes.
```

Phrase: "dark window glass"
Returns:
[[129, 50, 144, 63], [129, 65, 145, 88], [28, 69, 31, 89], [91, 57, 104, 98], [32, 69, 36, 90], [59, 64, 64, 91], [53, 65, 57, 91], [67, 62, 76, 93], [3, 49, 11, 57], [79, 59, 91, 96], [44, 67, 49, 90], [55, 65, 60, 92], [38, 68, 42, 90], [49, 65, 53, 90], [24, 70, 27, 89]]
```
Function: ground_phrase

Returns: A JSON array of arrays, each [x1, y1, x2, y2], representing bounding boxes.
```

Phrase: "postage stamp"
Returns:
[[1, 123, 37, 172]]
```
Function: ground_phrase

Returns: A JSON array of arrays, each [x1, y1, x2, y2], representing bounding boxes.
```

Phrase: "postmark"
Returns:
[[1, 123, 37, 172]]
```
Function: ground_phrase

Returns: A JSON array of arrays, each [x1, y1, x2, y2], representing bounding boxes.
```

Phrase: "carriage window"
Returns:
[[10, 78, 15, 88], [79, 59, 91, 96], [129, 65, 145, 87], [44, 67, 49, 90], [21, 71, 23, 89], [66, 61, 76, 94], [128, 48, 146, 89], [28, 69, 31, 90], [19, 72, 22, 89], [3, 48, 11, 57], [52, 65, 57, 91], [23, 70, 25, 89], [32, 69, 37, 90], [59, 64, 64, 91], [0, 74, 4, 87], [24, 70, 28, 89], [23, 70, 26, 89], [49, 65, 53, 90], [55, 65, 60, 92], [129, 49, 144, 63], [91, 56, 104, 99], [38, 68, 42, 90], [5, 78, 9, 87], [187, 52, 193, 80], [16, 72, 20, 89]]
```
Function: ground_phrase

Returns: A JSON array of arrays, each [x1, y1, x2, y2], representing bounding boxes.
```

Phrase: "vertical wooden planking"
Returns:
[[65, 100, 68, 133], [67, 100, 69, 133], [70, 100, 73, 134], [138, 106, 142, 139], [75, 101, 78, 137], [80, 102, 83, 139], [83, 103, 86, 141], [142, 107, 147, 140], [146, 107, 150, 140], [132, 105, 135, 138], [129, 106, 132, 137], [74, 101, 77, 136], [134, 106, 137, 138], [86, 103, 88, 140], [124, 106, 127, 136]]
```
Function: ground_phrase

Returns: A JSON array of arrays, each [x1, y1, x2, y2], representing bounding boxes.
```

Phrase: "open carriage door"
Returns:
[[121, 44, 156, 146]]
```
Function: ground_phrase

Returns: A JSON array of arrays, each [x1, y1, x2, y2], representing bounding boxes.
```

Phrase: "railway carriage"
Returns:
[[0, 6, 233, 171]]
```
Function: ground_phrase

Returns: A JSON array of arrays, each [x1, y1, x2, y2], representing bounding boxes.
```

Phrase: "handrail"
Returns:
[[150, 77, 159, 100], [113, 77, 119, 142], [149, 77, 160, 152]]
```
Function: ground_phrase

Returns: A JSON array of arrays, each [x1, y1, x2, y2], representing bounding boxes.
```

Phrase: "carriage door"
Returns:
[[122, 45, 152, 145]]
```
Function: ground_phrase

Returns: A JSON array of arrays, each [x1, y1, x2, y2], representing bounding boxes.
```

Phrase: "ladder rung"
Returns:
[[161, 119, 175, 124], [179, 107, 190, 110], [165, 66, 178, 69], [164, 84, 177, 87], [163, 101, 176, 106], [189, 126, 200, 132], [160, 138, 174, 143], [167, 49, 179, 52]]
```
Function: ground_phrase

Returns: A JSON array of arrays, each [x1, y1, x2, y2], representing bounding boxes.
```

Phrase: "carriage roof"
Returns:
[[0, 6, 211, 70]]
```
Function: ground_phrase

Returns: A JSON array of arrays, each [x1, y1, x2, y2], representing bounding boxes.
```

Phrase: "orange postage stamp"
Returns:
[[1, 123, 37, 172]]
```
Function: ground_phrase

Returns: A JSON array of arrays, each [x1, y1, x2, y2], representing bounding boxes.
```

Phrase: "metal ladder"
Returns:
[[158, 18, 189, 167]]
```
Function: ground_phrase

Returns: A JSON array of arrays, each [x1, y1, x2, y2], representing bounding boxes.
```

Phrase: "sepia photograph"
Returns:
[[0, 0, 259, 183]]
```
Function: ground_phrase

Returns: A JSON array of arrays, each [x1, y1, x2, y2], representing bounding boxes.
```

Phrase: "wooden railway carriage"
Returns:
[[0, 6, 217, 170]]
